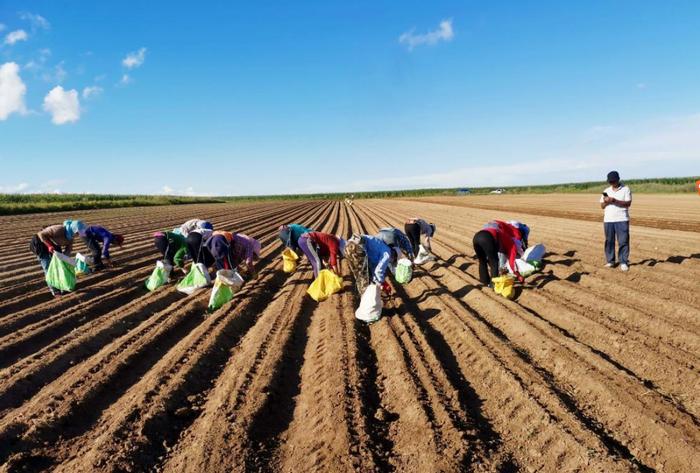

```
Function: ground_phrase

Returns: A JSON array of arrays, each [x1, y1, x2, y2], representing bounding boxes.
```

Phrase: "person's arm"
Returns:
[[328, 241, 339, 273], [508, 243, 523, 283], [102, 234, 112, 258], [37, 227, 56, 252], [64, 239, 74, 256], [245, 239, 255, 270], [374, 251, 391, 283], [610, 189, 632, 208], [174, 246, 187, 268]]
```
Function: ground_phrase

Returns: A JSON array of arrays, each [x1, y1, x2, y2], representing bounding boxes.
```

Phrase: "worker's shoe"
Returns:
[[604, 262, 614, 268], [620, 264, 629, 272]]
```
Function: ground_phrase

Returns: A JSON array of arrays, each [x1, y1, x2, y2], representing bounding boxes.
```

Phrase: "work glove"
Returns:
[[380, 281, 392, 295], [46, 243, 55, 254]]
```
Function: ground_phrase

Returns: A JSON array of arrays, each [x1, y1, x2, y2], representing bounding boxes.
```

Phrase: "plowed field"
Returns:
[[0, 197, 698, 472]]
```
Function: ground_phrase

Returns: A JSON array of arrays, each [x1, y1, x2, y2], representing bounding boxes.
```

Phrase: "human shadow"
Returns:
[[634, 253, 700, 267], [530, 270, 590, 289]]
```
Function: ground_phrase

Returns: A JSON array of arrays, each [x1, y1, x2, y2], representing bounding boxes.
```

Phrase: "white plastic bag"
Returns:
[[75, 252, 90, 275], [216, 269, 244, 290], [523, 244, 545, 262], [413, 244, 434, 265], [514, 259, 537, 277], [355, 284, 382, 323]]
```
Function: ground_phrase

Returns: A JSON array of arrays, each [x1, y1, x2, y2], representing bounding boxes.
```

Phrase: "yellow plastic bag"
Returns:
[[282, 248, 299, 273], [492, 275, 515, 300], [307, 269, 343, 302]]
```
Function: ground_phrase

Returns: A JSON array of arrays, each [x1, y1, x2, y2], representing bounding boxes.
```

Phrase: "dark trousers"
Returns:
[[604, 221, 630, 265], [473, 230, 499, 285], [186, 233, 215, 267], [154, 236, 177, 267], [83, 236, 104, 268], [404, 223, 421, 256]]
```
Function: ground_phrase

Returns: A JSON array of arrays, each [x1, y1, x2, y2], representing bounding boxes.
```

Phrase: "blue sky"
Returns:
[[1, 1, 699, 195]]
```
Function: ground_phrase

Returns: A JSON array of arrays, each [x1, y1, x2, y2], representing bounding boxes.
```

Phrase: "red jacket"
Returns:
[[483, 220, 523, 277], [308, 232, 340, 271]]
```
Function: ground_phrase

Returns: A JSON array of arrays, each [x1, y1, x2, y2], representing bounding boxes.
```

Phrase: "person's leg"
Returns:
[[31, 235, 56, 295], [85, 237, 104, 269], [604, 222, 616, 264], [404, 223, 420, 256], [186, 233, 203, 263], [298, 235, 321, 278], [616, 221, 630, 266], [472, 231, 491, 285]]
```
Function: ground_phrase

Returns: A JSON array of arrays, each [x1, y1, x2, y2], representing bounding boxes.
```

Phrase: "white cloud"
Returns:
[[4, 29, 28, 45], [43, 86, 80, 124], [0, 182, 29, 193], [122, 47, 147, 69], [399, 19, 454, 51], [0, 24, 6, 32], [637, 83, 647, 90], [162, 185, 174, 194], [19, 12, 50, 31], [0, 62, 27, 120], [119, 73, 132, 86], [82, 85, 103, 99]]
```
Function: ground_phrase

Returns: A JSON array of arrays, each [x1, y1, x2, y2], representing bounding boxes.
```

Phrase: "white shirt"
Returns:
[[600, 184, 632, 222]]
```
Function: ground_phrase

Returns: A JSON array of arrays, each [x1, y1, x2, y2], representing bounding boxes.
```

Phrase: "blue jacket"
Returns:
[[376, 228, 414, 260], [362, 236, 392, 284], [84, 225, 115, 258]]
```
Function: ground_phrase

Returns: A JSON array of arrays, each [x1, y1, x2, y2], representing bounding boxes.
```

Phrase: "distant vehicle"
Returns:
[[490, 188, 506, 194], [456, 188, 471, 195]]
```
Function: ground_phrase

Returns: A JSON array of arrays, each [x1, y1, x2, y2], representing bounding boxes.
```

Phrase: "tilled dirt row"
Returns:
[[356, 199, 700, 472], [0, 198, 698, 472]]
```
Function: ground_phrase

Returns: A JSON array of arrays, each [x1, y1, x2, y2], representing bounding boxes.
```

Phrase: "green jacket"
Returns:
[[163, 231, 188, 268]]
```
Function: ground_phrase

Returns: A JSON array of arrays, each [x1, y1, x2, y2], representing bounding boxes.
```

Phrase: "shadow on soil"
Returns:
[[635, 253, 700, 267]]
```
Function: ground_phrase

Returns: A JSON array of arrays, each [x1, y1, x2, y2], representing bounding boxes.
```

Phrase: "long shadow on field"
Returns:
[[410, 268, 654, 472], [635, 253, 700, 267], [391, 283, 514, 470], [529, 270, 590, 289]]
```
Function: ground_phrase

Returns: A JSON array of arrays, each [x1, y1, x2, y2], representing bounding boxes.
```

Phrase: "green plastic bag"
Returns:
[[177, 263, 212, 295], [207, 280, 234, 311], [145, 261, 171, 291], [394, 258, 413, 284], [46, 252, 76, 292]]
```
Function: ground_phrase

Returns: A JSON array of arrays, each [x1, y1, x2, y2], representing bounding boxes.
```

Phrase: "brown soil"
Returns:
[[1, 197, 698, 472]]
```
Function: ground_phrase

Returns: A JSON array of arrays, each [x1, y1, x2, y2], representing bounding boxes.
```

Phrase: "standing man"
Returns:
[[600, 170, 632, 272]]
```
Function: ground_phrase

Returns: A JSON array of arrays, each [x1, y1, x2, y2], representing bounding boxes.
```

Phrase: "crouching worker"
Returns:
[[81, 225, 124, 271], [375, 227, 414, 261], [473, 220, 524, 287], [279, 223, 313, 255], [29, 219, 86, 296], [153, 231, 188, 272], [344, 235, 393, 295], [404, 218, 436, 263], [297, 231, 345, 278], [205, 231, 261, 277], [183, 221, 214, 268]]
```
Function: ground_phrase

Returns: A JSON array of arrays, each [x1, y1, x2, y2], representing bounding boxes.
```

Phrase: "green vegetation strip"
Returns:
[[1, 177, 696, 215]]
